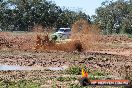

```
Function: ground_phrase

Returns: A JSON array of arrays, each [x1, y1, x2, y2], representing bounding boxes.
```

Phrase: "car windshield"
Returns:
[[58, 29, 64, 32], [58, 28, 71, 32]]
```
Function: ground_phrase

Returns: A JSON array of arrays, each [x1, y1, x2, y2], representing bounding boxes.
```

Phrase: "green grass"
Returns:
[[57, 76, 77, 82], [66, 66, 82, 75], [0, 79, 40, 88], [65, 64, 90, 75], [65, 65, 108, 80], [70, 84, 84, 88], [70, 84, 125, 88]]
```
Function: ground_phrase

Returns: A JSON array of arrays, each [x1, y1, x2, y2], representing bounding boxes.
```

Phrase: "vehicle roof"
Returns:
[[59, 28, 71, 29]]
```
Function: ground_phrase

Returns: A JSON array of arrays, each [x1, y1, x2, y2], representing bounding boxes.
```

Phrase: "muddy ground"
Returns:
[[0, 32, 132, 88], [0, 50, 131, 76], [0, 50, 131, 88]]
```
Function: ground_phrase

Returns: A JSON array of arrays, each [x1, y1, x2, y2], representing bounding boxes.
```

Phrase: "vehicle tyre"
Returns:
[[51, 35, 58, 41]]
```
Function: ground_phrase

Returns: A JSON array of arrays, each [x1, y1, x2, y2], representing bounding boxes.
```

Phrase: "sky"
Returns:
[[49, 0, 116, 16]]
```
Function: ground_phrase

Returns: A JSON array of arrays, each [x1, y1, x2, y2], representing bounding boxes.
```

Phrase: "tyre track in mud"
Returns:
[[0, 51, 131, 78]]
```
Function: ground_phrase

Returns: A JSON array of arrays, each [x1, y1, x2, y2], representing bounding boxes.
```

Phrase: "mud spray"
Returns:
[[71, 19, 102, 51], [0, 19, 102, 52]]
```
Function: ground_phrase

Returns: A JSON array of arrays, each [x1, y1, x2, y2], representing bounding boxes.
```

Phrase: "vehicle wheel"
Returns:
[[51, 35, 58, 41], [62, 35, 67, 40]]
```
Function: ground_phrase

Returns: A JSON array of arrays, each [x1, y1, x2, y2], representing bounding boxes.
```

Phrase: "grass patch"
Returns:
[[70, 84, 125, 88], [57, 77, 77, 82], [66, 66, 81, 75], [65, 65, 87, 75], [0, 79, 40, 88], [70, 84, 84, 88], [65, 65, 108, 80], [92, 70, 106, 76]]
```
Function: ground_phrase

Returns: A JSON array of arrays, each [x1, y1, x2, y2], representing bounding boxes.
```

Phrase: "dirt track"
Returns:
[[0, 50, 131, 78], [0, 32, 132, 87], [0, 50, 131, 87]]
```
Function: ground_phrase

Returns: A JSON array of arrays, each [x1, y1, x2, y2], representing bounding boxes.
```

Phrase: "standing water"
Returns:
[[0, 65, 68, 71]]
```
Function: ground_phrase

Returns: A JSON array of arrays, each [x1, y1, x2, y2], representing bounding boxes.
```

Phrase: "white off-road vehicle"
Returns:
[[50, 28, 71, 41]]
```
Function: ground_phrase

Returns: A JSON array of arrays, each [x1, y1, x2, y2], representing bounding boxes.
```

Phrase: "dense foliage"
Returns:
[[1, 0, 132, 34], [0, 0, 90, 31], [92, 0, 132, 34]]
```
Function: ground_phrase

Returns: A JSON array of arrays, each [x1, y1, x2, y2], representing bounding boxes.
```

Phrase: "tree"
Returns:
[[0, 0, 90, 31], [93, 0, 132, 34]]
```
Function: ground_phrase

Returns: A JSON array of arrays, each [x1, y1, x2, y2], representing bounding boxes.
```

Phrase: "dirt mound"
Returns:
[[0, 32, 37, 51]]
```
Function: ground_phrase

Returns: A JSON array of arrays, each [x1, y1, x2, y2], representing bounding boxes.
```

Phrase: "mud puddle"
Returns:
[[0, 65, 68, 71]]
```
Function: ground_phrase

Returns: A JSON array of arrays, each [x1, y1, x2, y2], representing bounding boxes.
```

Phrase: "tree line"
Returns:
[[93, 0, 132, 34], [0, 0, 90, 31], [0, 0, 132, 34]]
